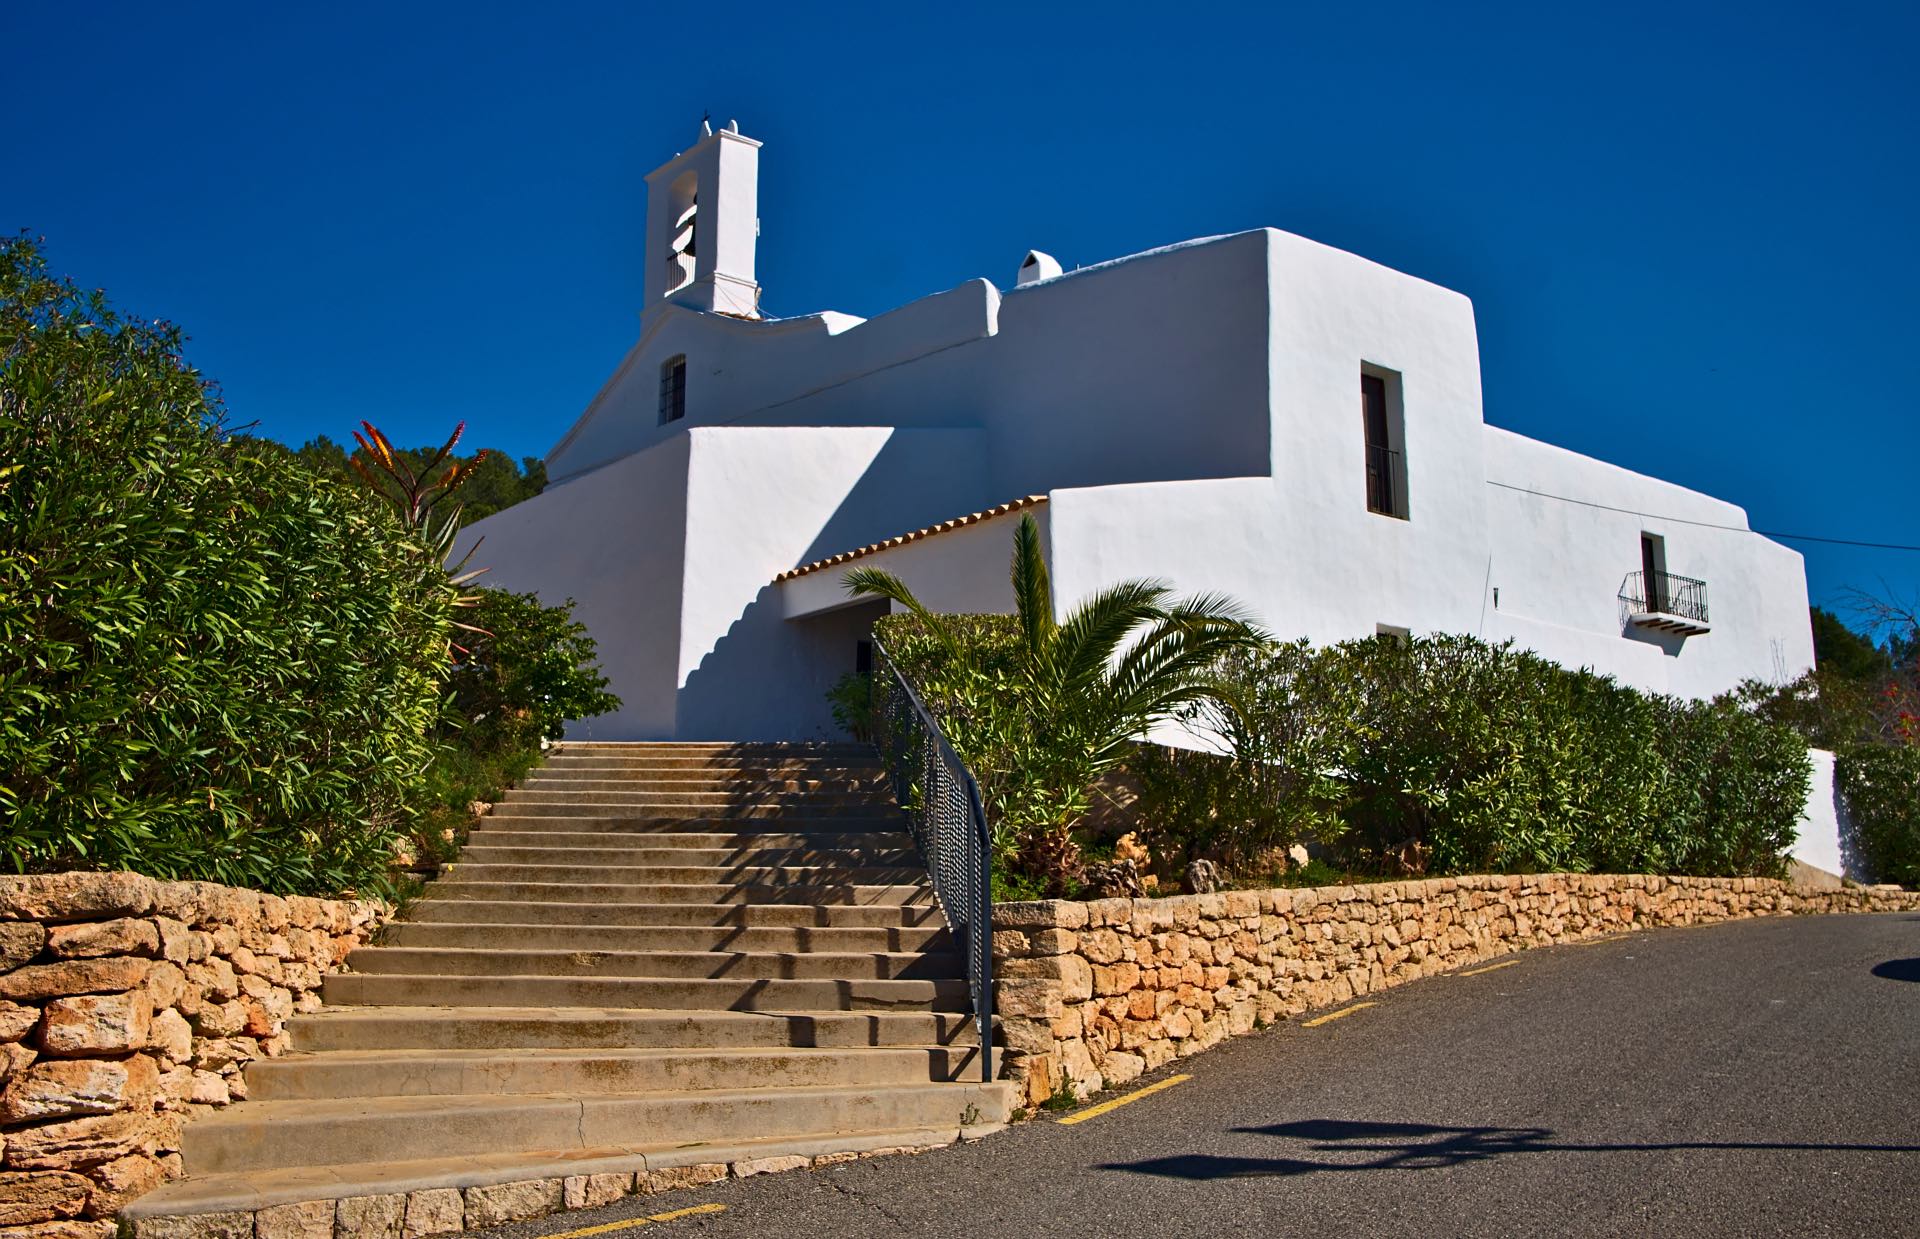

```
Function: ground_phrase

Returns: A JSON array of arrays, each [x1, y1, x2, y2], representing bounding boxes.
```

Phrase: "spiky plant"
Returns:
[[845, 513, 1263, 887], [348, 420, 490, 647]]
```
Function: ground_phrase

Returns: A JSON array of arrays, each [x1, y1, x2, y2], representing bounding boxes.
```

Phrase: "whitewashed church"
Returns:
[[462, 121, 1815, 744]]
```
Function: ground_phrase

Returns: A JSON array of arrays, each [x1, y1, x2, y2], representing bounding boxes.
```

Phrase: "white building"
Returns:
[[462, 121, 1815, 744]]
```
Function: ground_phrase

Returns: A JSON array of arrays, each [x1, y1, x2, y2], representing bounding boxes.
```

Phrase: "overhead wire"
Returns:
[[1484, 480, 1920, 552]]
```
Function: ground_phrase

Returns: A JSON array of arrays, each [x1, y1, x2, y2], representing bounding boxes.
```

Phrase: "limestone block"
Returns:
[[0, 959, 150, 1003], [3, 1110, 161, 1170], [990, 930, 1031, 958], [402, 1188, 464, 1237], [0, 1004, 38, 1043], [190, 1001, 248, 1038], [997, 1016, 1056, 1055], [186, 1072, 229, 1106], [0, 874, 154, 923], [462, 1179, 561, 1227], [0, 1170, 91, 1225], [0, 1219, 116, 1238], [641, 1163, 727, 1194], [993, 979, 1063, 1020], [40, 993, 152, 1056], [1030, 928, 1078, 956], [255, 1199, 332, 1239], [131, 1210, 253, 1238], [335, 1193, 405, 1238], [46, 918, 159, 960], [563, 1173, 634, 1209], [1102, 1051, 1146, 1085], [147, 1009, 193, 1064], [0, 1042, 35, 1083], [0, 924, 46, 971], [732, 1155, 809, 1178], [0, 1054, 157, 1122], [991, 900, 1087, 931], [80, 1152, 169, 1218]]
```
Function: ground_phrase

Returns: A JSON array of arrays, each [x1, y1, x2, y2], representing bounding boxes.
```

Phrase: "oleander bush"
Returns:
[[0, 235, 454, 892], [884, 609, 1817, 885], [406, 587, 620, 867], [1147, 634, 1810, 880], [1833, 743, 1920, 886]]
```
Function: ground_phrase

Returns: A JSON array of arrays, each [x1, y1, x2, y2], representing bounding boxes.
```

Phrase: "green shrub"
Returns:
[[826, 671, 874, 743], [0, 236, 453, 893], [1156, 633, 1809, 881], [446, 588, 619, 754], [1834, 743, 1920, 885]]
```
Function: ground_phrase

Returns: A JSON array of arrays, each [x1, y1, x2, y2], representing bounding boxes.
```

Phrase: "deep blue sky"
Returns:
[[6, 2, 1916, 617]]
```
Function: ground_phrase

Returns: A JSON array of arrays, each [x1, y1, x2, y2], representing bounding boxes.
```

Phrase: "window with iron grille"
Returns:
[[658, 355, 687, 424], [1362, 369, 1408, 519]]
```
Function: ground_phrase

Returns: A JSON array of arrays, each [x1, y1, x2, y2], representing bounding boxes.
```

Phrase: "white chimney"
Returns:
[[1017, 250, 1062, 287]]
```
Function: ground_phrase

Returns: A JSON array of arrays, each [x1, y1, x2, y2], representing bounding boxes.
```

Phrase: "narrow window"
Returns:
[[855, 640, 873, 675], [1376, 623, 1411, 645], [1362, 367, 1408, 519], [1640, 534, 1667, 613], [658, 355, 687, 424]]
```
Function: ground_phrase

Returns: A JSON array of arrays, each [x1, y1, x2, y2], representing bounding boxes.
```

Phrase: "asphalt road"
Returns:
[[476, 913, 1920, 1239]]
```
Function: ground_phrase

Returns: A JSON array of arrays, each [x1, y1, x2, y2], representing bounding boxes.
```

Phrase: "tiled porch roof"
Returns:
[[773, 495, 1047, 583]]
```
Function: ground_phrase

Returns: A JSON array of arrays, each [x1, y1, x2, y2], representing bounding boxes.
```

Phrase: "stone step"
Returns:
[[465, 828, 911, 851], [486, 800, 905, 820], [321, 972, 973, 1012], [122, 1122, 1004, 1224], [438, 862, 929, 886], [401, 899, 946, 929], [456, 843, 918, 868], [286, 1007, 985, 1054], [479, 812, 908, 831], [378, 922, 952, 954], [539, 756, 886, 773], [416, 881, 935, 906], [519, 773, 889, 791], [551, 742, 878, 756], [178, 1082, 1015, 1175], [248, 1044, 983, 1100], [345, 946, 963, 981], [499, 790, 895, 810]]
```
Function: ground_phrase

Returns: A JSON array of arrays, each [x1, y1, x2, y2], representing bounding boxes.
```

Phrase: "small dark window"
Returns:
[[1362, 371, 1406, 518], [658, 355, 687, 424], [855, 640, 873, 675]]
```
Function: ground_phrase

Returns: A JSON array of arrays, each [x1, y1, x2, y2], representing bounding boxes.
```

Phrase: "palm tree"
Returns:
[[844, 513, 1263, 887]]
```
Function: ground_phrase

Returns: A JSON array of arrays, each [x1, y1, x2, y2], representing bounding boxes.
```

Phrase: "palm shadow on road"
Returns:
[[1099, 1120, 1920, 1181], [1870, 957, 1920, 982]]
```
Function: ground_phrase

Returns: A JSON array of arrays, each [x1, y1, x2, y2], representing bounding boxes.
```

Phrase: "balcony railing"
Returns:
[[1618, 569, 1711, 634], [1366, 444, 1404, 518]]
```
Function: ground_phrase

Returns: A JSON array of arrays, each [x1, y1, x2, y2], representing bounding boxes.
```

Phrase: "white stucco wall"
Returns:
[[1482, 428, 1813, 697], [453, 435, 692, 739]]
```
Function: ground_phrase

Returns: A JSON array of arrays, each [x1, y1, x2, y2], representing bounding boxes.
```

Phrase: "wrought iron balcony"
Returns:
[[1618, 569, 1711, 636], [1366, 444, 1404, 518]]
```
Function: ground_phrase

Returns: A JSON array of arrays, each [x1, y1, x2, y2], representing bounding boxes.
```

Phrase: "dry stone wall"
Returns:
[[0, 873, 385, 1236], [991, 874, 1920, 1106]]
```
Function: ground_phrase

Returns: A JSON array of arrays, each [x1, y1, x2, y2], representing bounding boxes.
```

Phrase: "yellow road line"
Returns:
[[1300, 1001, 1377, 1028], [539, 1202, 726, 1238], [1459, 960, 1520, 977], [1056, 1073, 1192, 1125]]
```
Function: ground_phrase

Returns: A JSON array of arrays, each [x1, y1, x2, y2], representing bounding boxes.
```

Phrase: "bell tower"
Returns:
[[643, 119, 762, 318]]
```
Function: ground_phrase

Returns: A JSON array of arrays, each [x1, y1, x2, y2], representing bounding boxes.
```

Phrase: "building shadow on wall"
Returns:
[[1099, 1119, 1920, 1181]]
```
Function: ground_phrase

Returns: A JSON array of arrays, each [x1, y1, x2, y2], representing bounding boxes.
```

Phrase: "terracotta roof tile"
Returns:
[[774, 495, 1048, 583]]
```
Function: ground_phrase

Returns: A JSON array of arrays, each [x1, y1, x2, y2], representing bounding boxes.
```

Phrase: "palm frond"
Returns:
[[1011, 514, 1054, 661]]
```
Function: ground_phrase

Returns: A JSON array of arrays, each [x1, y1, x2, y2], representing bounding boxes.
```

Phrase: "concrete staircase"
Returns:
[[125, 742, 1013, 1225]]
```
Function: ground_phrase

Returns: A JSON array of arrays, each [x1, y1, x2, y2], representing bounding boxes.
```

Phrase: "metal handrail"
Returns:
[[1619, 569, 1710, 624], [868, 638, 994, 1083], [1366, 444, 1404, 517]]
